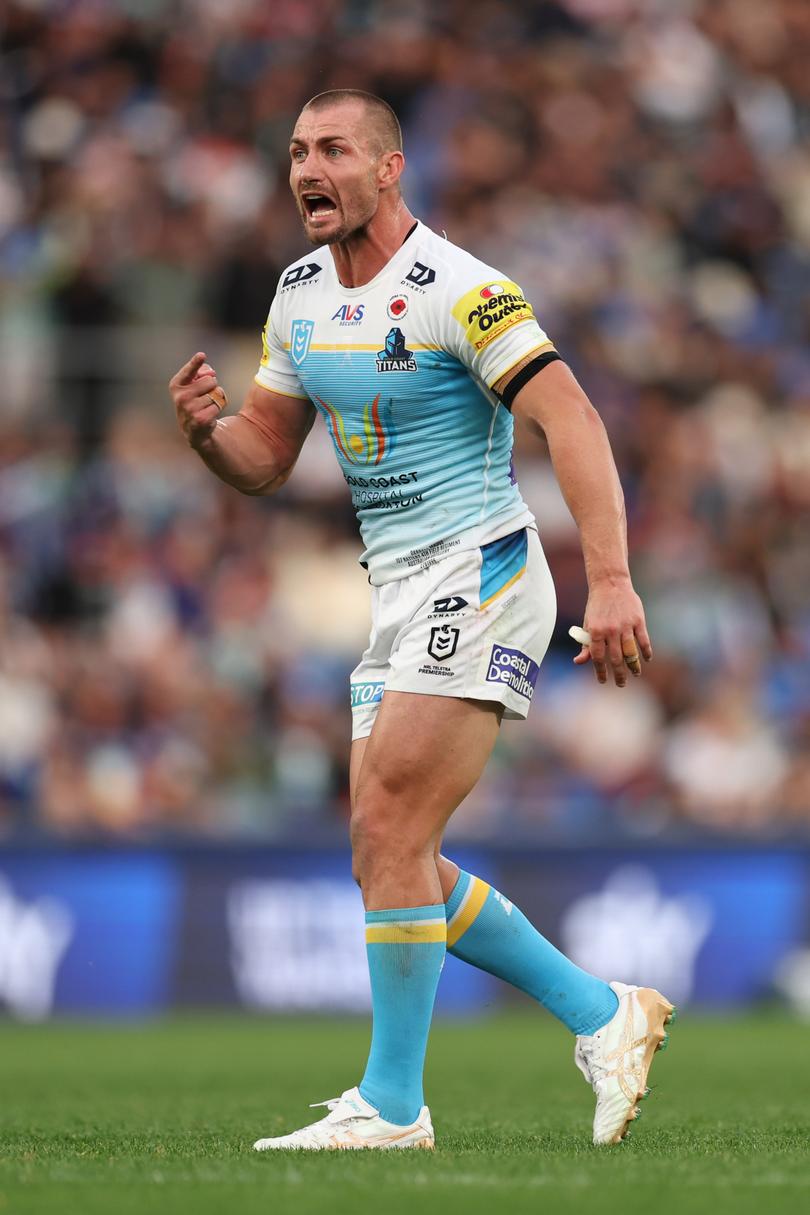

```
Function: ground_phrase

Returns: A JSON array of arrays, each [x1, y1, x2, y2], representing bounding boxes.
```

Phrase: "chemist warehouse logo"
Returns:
[[315, 394, 398, 466], [451, 280, 535, 351]]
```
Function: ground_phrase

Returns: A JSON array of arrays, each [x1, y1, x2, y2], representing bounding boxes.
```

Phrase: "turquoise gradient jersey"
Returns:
[[255, 222, 555, 584]]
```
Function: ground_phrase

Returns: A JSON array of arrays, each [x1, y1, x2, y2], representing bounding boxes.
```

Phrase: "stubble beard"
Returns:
[[298, 180, 378, 247], [301, 208, 370, 247]]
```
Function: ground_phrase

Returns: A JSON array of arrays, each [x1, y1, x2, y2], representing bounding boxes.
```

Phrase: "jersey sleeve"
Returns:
[[254, 296, 309, 399], [447, 274, 556, 390]]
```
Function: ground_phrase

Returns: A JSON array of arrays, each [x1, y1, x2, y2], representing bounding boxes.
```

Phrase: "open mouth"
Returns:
[[302, 193, 337, 219]]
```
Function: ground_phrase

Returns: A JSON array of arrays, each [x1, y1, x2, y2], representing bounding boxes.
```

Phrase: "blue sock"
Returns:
[[446, 870, 618, 1036], [358, 905, 446, 1125]]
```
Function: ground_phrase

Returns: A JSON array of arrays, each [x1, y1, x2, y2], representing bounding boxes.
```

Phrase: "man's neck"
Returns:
[[329, 201, 417, 288]]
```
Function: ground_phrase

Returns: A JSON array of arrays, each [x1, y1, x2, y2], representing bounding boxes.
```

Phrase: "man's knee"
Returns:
[[350, 791, 432, 886], [350, 804, 397, 884]]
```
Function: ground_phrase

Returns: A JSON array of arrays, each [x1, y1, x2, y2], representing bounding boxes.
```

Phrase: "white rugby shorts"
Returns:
[[350, 526, 556, 739]]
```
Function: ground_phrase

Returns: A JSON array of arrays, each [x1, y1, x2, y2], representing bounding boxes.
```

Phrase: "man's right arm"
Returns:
[[169, 351, 316, 495]]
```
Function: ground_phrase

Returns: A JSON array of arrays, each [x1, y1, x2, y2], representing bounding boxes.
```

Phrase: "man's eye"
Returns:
[[327, 147, 342, 157], [292, 150, 305, 161]]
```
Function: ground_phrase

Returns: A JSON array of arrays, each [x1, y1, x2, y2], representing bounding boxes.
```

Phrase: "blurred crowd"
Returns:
[[1, 0, 809, 840]]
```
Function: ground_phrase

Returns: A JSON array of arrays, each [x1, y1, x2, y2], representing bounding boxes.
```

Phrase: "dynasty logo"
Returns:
[[405, 261, 436, 288], [376, 327, 417, 373], [281, 262, 321, 289]]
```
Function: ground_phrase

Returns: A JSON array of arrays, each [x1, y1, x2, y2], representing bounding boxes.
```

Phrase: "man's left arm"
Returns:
[[495, 357, 652, 688]]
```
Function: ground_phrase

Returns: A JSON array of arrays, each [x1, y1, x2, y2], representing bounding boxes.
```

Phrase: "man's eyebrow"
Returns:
[[290, 133, 352, 147]]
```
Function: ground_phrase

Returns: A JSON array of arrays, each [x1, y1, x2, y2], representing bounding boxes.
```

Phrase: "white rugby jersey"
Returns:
[[255, 221, 555, 584]]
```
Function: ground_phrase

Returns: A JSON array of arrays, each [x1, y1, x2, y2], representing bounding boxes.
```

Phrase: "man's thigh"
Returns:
[[350, 691, 502, 839]]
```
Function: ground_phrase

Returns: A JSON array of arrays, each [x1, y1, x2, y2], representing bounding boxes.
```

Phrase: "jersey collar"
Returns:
[[327, 220, 423, 296]]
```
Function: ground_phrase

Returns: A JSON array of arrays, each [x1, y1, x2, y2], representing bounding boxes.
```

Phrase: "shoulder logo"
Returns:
[[290, 319, 314, 366], [405, 261, 436, 288], [451, 279, 534, 351], [282, 262, 321, 289], [376, 327, 417, 373]]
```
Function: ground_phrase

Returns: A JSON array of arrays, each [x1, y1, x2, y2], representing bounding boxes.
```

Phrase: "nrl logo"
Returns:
[[427, 626, 459, 662], [291, 318, 314, 366]]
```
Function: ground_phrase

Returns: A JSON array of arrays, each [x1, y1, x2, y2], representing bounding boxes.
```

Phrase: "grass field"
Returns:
[[1, 1012, 808, 1215]]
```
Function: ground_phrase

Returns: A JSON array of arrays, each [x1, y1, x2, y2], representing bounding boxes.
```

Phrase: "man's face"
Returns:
[[289, 102, 383, 245]]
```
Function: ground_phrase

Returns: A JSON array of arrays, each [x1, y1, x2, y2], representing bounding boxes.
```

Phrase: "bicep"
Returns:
[[504, 359, 598, 437], [238, 380, 316, 471]]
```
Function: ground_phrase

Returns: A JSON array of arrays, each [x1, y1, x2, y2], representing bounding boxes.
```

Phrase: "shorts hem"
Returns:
[[351, 718, 376, 742], [384, 680, 533, 720]]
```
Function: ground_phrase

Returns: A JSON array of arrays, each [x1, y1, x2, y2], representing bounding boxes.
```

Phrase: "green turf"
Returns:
[[1, 1012, 808, 1215]]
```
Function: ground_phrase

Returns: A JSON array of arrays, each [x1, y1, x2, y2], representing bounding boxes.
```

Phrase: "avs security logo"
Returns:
[[376, 327, 417, 373], [315, 393, 398, 465], [290, 318, 314, 366], [281, 262, 321, 289], [331, 303, 365, 326], [452, 279, 535, 351], [486, 643, 539, 700], [428, 626, 459, 662]]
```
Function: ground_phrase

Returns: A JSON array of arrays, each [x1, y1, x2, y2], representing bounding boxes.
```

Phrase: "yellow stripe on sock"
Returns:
[[366, 922, 447, 945], [479, 565, 526, 610], [446, 878, 490, 946]]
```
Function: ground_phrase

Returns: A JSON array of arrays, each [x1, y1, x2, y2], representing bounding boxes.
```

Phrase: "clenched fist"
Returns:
[[169, 352, 228, 449]]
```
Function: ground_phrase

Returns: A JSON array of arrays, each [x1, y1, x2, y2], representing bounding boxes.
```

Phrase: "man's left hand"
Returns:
[[573, 577, 653, 688]]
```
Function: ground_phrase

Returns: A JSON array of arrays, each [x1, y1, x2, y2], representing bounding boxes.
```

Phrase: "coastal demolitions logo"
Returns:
[[485, 643, 539, 700], [315, 393, 398, 466]]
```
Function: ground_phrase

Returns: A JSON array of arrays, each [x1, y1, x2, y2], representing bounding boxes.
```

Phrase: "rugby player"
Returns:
[[169, 90, 674, 1151]]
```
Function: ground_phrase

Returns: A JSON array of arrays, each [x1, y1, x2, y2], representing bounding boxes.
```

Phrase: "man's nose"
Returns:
[[295, 151, 322, 177]]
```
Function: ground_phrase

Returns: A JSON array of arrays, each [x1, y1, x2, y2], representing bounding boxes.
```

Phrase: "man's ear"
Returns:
[[378, 150, 404, 190]]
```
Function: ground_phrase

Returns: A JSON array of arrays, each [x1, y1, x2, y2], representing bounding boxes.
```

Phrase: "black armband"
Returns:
[[498, 351, 561, 410]]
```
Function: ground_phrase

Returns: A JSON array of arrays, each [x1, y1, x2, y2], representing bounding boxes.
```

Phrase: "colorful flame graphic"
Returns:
[[316, 394, 398, 465]]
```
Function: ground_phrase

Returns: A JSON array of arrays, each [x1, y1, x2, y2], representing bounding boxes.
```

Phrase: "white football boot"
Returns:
[[575, 981, 676, 1145], [252, 1087, 434, 1151]]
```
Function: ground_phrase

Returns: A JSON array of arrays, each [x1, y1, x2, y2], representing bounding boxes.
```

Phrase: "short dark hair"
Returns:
[[301, 90, 403, 156]]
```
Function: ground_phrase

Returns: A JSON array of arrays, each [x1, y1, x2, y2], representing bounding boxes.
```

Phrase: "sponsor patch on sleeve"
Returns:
[[451, 280, 535, 351], [350, 681, 385, 709], [485, 643, 539, 701]]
